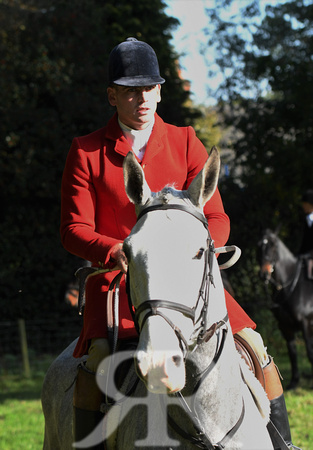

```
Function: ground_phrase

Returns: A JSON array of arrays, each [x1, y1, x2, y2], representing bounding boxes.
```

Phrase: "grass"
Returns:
[[0, 355, 53, 450], [271, 338, 313, 450], [0, 342, 312, 450], [0, 397, 44, 449], [285, 387, 313, 449]]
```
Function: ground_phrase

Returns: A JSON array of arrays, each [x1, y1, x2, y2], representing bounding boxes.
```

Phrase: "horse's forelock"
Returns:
[[156, 185, 184, 204]]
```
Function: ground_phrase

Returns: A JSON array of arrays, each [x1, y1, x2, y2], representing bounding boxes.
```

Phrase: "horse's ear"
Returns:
[[123, 152, 151, 205], [187, 146, 220, 208]]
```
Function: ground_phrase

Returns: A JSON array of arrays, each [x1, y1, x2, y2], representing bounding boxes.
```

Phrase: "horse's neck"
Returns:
[[276, 239, 298, 282], [185, 253, 241, 435], [186, 328, 243, 440]]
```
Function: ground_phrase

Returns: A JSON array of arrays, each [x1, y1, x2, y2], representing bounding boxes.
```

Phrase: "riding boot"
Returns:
[[73, 362, 106, 450], [264, 357, 301, 450]]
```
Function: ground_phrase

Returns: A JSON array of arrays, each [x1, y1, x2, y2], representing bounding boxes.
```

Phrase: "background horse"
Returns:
[[42, 149, 272, 449], [259, 228, 313, 389]]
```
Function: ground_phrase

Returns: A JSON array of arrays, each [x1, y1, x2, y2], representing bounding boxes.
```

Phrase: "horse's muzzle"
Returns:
[[134, 349, 185, 394], [260, 263, 273, 283]]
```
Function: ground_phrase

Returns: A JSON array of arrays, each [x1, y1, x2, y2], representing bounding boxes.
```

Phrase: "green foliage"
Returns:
[[0, 0, 199, 319], [205, 1, 313, 316], [192, 106, 222, 150]]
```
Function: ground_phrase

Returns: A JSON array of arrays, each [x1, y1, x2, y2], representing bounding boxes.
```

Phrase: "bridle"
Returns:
[[260, 235, 293, 291], [129, 203, 245, 450], [133, 203, 224, 354], [260, 236, 281, 289], [260, 234, 303, 303]]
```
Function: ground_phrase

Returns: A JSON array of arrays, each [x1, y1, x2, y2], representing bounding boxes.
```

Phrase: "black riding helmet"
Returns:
[[108, 37, 165, 87]]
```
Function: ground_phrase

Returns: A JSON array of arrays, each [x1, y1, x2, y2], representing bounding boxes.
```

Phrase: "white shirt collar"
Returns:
[[118, 118, 154, 161]]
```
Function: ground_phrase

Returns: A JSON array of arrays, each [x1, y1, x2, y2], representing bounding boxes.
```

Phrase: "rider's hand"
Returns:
[[110, 243, 128, 274]]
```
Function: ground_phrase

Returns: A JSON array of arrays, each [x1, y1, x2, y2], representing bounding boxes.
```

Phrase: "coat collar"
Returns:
[[105, 113, 167, 164]]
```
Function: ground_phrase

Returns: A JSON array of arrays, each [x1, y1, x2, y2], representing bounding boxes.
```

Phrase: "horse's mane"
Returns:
[[269, 229, 295, 261]]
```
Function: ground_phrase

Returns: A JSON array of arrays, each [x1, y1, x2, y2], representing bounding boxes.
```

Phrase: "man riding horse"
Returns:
[[60, 37, 300, 449]]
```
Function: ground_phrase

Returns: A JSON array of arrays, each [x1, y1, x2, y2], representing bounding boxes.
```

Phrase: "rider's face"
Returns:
[[107, 84, 161, 130]]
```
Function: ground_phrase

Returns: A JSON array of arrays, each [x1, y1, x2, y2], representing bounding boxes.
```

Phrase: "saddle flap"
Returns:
[[234, 333, 266, 389]]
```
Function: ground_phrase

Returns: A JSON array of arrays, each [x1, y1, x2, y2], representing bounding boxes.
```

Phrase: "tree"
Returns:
[[0, 0, 198, 319], [192, 105, 222, 150], [203, 0, 313, 331], [204, 0, 313, 240]]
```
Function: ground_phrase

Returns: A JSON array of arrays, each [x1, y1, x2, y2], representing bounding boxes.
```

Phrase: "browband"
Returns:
[[137, 204, 208, 230]]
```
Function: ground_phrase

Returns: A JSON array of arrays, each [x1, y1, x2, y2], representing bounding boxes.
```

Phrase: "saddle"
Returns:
[[234, 333, 266, 389]]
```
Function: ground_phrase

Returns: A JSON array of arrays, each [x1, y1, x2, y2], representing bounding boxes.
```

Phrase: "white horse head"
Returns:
[[123, 148, 226, 393]]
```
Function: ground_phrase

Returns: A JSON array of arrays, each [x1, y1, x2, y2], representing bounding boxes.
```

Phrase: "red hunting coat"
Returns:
[[60, 113, 255, 358]]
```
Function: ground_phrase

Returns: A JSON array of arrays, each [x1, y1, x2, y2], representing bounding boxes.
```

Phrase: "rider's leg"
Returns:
[[73, 338, 110, 450], [236, 328, 301, 450]]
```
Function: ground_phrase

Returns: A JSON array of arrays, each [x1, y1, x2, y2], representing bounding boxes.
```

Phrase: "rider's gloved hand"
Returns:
[[110, 243, 128, 274]]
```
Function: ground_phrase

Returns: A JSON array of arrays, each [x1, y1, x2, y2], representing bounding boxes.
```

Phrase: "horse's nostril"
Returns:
[[172, 355, 182, 367]]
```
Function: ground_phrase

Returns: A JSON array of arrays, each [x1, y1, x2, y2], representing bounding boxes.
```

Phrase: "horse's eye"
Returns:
[[193, 248, 204, 260]]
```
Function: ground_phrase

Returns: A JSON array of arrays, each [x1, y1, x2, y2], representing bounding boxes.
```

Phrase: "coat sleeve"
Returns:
[[185, 127, 230, 249], [60, 137, 120, 266]]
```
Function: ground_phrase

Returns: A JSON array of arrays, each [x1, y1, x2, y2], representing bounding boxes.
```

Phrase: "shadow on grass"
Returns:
[[0, 354, 56, 402]]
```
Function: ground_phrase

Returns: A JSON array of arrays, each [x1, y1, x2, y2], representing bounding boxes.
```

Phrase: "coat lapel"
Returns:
[[142, 114, 167, 164], [105, 113, 132, 157], [105, 112, 167, 162]]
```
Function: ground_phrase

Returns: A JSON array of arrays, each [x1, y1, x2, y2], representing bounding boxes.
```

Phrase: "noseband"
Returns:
[[132, 203, 221, 355]]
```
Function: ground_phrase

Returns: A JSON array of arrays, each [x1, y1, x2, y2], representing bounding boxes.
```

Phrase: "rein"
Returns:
[[162, 315, 245, 450], [266, 260, 302, 295]]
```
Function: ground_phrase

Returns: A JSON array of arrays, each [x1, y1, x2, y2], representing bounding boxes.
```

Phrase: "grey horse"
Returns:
[[42, 148, 272, 449]]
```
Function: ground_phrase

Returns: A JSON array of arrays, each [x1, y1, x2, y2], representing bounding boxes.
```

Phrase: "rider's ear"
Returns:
[[123, 152, 151, 205], [187, 146, 220, 208]]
